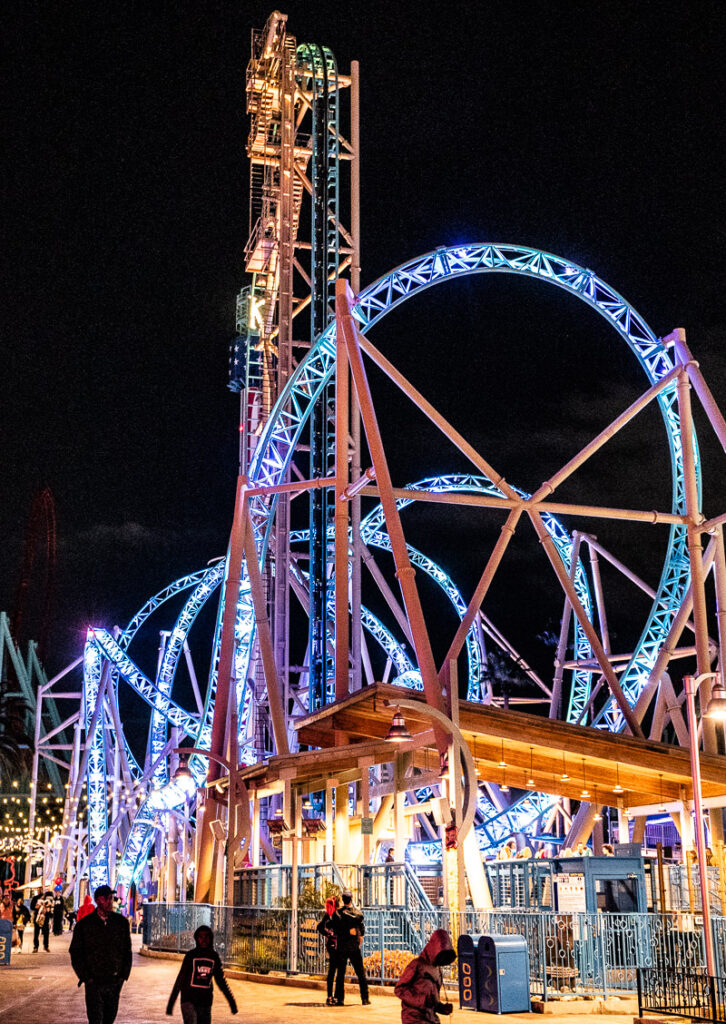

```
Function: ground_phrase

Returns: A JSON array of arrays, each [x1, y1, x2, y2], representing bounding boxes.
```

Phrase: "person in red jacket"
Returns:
[[394, 929, 456, 1023], [76, 893, 94, 921], [166, 925, 237, 1024]]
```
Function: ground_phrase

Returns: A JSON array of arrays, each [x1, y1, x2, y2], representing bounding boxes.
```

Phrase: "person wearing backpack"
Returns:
[[316, 896, 341, 1005], [32, 892, 52, 952], [332, 889, 370, 1007], [394, 928, 456, 1022], [166, 924, 238, 1023]]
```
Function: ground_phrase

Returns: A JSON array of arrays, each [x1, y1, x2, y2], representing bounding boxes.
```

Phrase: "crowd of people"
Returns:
[[3, 879, 458, 1023], [1, 888, 73, 952]]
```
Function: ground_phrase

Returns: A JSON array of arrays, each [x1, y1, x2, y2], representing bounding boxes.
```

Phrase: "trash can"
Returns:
[[458, 933, 482, 1010], [476, 934, 530, 1013]]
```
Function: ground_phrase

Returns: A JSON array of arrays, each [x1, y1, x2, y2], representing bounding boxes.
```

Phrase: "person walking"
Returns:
[[316, 896, 341, 1005], [70, 884, 132, 1024], [333, 889, 369, 1007], [13, 896, 30, 951], [32, 892, 52, 952], [166, 924, 238, 1023], [394, 928, 456, 1022], [53, 891, 65, 935]]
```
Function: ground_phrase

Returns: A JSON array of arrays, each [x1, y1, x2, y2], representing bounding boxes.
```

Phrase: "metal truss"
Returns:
[[83, 244, 694, 886]]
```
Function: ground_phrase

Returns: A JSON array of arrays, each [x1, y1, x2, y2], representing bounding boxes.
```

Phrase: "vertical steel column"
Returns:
[[335, 289, 350, 700], [195, 478, 249, 903], [675, 341, 711, 676], [349, 58, 362, 692], [273, 38, 296, 723], [684, 675, 716, 977]]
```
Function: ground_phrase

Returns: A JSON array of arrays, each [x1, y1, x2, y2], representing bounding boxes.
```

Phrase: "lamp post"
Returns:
[[683, 672, 726, 979], [383, 696, 483, 915], [173, 748, 239, 907]]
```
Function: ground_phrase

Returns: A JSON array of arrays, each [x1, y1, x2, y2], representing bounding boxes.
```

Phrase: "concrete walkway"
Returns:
[[0, 930, 636, 1024]]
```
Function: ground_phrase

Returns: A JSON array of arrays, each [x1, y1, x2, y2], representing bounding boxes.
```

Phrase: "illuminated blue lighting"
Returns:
[[89, 244, 696, 881]]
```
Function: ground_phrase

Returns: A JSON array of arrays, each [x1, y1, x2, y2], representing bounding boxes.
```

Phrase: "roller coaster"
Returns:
[[35, 10, 726, 902]]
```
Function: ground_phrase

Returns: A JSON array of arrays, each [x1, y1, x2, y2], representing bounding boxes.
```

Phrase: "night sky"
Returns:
[[3, 1, 726, 696]]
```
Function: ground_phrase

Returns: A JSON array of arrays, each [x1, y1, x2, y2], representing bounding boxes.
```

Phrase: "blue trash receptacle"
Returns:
[[476, 934, 530, 1013], [458, 933, 482, 1010]]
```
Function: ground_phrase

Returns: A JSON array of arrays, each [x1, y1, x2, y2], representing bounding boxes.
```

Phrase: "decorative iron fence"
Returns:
[[144, 904, 726, 1001], [638, 969, 726, 1023]]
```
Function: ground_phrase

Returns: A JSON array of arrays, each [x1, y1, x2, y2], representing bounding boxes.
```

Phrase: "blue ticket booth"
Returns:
[[459, 933, 530, 1013]]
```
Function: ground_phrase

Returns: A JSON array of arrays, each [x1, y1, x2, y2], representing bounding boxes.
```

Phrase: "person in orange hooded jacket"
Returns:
[[394, 929, 456, 1022]]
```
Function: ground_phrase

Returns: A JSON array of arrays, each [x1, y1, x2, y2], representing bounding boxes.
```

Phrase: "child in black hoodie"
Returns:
[[166, 925, 238, 1024]]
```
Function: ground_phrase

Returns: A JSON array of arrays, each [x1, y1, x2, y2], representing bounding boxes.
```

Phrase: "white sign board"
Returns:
[[554, 872, 587, 913]]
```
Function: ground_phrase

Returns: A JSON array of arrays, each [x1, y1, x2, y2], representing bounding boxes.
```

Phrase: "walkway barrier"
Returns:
[[638, 968, 726, 1023], [144, 904, 726, 1001]]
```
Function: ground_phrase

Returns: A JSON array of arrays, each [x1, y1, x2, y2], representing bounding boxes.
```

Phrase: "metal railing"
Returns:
[[638, 968, 726, 1023], [145, 904, 726, 1000], [234, 861, 432, 910]]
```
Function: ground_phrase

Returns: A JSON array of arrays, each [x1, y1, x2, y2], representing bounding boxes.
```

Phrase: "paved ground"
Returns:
[[0, 931, 637, 1024]]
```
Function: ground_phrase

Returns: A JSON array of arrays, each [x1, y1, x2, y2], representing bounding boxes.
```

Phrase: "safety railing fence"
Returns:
[[667, 865, 724, 915], [234, 862, 366, 908], [144, 905, 726, 1002], [638, 969, 726, 1023]]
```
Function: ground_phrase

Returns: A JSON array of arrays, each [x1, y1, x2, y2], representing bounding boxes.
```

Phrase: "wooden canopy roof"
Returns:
[[291, 682, 726, 808]]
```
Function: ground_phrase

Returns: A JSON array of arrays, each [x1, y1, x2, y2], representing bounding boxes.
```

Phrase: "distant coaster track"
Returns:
[[86, 244, 694, 889]]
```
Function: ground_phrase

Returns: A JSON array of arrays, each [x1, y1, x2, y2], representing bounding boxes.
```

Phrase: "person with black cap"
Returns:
[[69, 883, 132, 1024], [394, 929, 456, 1022], [332, 889, 370, 1006]]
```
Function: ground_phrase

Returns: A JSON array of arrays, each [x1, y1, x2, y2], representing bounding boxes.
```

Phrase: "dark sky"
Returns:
[[3, 1, 726, 685]]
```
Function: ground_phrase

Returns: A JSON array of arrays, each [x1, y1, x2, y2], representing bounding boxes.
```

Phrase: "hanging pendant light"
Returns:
[[593, 787, 602, 822], [386, 709, 411, 743], [706, 680, 726, 721], [474, 737, 482, 777], [658, 773, 666, 813], [526, 746, 535, 787], [560, 753, 570, 783], [499, 739, 507, 768], [613, 764, 624, 795], [500, 765, 509, 794], [580, 758, 590, 800]]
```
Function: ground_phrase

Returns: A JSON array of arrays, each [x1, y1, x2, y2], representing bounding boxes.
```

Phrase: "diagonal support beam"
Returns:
[[336, 280, 447, 742]]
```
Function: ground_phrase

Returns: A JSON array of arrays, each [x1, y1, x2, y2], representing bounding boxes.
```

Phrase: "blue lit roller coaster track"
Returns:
[[86, 244, 695, 889]]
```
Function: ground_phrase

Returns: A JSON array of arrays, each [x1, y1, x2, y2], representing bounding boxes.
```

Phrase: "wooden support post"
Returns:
[[359, 757, 372, 865], [325, 782, 335, 863], [335, 783, 350, 863]]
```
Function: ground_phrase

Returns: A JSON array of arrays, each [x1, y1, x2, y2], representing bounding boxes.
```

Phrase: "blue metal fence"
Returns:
[[144, 904, 726, 1001]]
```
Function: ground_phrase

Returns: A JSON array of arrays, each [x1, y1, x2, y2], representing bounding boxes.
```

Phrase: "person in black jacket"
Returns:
[[69, 884, 132, 1024], [316, 896, 341, 1005], [52, 892, 65, 935], [166, 925, 238, 1024], [333, 890, 370, 1007]]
